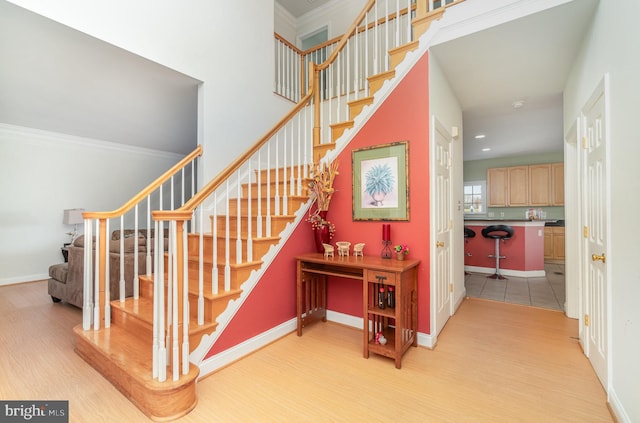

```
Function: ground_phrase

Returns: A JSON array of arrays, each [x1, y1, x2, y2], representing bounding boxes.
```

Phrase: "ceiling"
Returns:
[[0, 0, 598, 159], [431, 0, 598, 161], [277, 0, 335, 18]]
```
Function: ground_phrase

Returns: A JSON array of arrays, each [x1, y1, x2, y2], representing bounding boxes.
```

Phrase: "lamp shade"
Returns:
[[63, 208, 84, 225]]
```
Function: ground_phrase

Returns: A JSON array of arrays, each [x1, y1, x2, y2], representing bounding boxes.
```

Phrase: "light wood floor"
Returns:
[[1, 281, 612, 422]]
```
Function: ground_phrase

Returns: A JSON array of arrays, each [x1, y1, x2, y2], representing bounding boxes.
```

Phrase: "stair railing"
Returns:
[[148, 0, 465, 382], [80, 145, 202, 331]]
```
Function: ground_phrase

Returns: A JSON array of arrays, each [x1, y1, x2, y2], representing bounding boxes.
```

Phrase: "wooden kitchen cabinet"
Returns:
[[529, 164, 551, 206], [487, 167, 508, 207], [544, 226, 565, 261], [551, 163, 564, 205], [507, 166, 529, 207]]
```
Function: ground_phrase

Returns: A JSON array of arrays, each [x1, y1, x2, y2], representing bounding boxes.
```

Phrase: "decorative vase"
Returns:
[[313, 210, 331, 253], [371, 192, 387, 206], [396, 252, 405, 261]]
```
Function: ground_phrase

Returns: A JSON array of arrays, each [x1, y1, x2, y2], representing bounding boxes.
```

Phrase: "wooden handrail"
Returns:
[[152, 91, 314, 220], [83, 145, 203, 220], [318, 0, 376, 72], [274, 32, 303, 55]]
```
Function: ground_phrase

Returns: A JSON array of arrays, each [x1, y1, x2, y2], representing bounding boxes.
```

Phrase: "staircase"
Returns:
[[72, 0, 462, 420]]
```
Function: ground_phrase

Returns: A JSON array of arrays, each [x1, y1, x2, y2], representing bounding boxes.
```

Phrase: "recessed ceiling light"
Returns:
[[512, 100, 525, 109], [482, 148, 491, 152], [474, 134, 486, 139]]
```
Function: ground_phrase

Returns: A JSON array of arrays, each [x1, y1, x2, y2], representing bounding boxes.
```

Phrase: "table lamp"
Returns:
[[63, 208, 84, 244]]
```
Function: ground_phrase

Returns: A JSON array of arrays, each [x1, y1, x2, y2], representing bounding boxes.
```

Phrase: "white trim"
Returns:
[[608, 386, 632, 423], [464, 266, 546, 278], [0, 274, 49, 287], [326, 310, 364, 329], [198, 318, 297, 377], [0, 123, 185, 160]]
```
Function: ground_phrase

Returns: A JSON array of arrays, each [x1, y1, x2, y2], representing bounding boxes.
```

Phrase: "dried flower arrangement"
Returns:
[[307, 160, 339, 212], [306, 160, 339, 240]]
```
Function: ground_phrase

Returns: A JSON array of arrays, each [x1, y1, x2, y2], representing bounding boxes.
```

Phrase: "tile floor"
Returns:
[[464, 263, 565, 311]]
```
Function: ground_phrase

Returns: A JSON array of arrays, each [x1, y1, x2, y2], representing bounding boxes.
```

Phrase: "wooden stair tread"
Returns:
[[74, 324, 199, 388], [112, 296, 236, 323]]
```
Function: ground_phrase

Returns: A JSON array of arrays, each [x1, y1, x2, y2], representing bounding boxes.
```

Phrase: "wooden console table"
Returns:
[[296, 253, 419, 368]]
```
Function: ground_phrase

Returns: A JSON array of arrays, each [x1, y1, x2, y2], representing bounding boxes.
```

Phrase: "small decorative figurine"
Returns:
[[353, 243, 365, 257], [322, 243, 334, 258], [336, 241, 351, 257]]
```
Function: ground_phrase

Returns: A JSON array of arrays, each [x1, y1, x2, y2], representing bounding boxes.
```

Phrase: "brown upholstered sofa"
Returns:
[[48, 230, 154, 308]]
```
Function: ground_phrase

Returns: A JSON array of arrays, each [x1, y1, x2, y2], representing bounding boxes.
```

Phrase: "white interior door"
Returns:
[[581, 78, 609, 389], [431, 117, 453, 336]]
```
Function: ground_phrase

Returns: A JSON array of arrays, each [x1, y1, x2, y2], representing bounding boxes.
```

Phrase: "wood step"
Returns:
[[74, 324, 198, 421], [389, 40, 419, 70], [330, 121, 354, 142], [348, 96, 374, 121], [242, 182, 308, 199], [110, 296, 220, 348], [210, 215, 294, 237], [189, 235, 277, 264], [255, 165, 310, 180], [228, 196, 307, 216], [313, 142, 335, 162], [412, 6, 445, 39], [368, 70, 395, 96]]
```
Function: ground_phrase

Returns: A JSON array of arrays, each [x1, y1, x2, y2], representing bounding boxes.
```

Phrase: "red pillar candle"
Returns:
[[382, 224, 391, 241]]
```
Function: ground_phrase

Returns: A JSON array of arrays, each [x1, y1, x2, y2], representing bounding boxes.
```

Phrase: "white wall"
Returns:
[[428, 53, 464, 313], [564, 1, 640, 421], [7, 0, 292, 182], [0, 124, 182, 285], [296, 0, 367, 44]]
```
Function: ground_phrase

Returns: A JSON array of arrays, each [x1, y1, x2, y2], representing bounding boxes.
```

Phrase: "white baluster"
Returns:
[[119, 216, 125, 303], [212, 194, 219, 295], [133, 204, 139, 299], [182, 221, 190, 375], [257, 150, 263, 238], [198, 207, 204, 325], [247, 161, 253, 262], [224, 180, 231, 292], [93, 220, 100, 330], [104, 219, 110, 328], [82, 218, 93, 330], [235, 170, 242, 264], [266, 144, 272, 237], [275, 133, 281, 216]]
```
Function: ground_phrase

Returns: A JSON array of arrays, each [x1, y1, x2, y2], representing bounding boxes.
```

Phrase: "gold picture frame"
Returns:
[[352, 140, 409, 221]]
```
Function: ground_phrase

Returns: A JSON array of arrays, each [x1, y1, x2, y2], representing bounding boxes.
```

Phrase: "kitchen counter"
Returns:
[[464, 219, 546, 277], [463, 219, 545, 227]]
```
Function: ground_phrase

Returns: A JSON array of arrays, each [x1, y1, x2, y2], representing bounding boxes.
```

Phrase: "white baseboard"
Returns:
[[465, 265, 545, 278], [608, 386, 631, 423], [198, 318, 297, 378], [0, 274, 48, 286]]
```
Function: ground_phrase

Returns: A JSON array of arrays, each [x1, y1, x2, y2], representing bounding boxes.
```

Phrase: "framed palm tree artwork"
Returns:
[[352, 140, 409, 221]]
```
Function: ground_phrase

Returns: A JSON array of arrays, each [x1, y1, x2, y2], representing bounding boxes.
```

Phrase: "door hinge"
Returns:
[[582, 136, 588, 149], [584, 226, 589, 238], [584, 314, 590, 326], [449, 283, 453, 293], [449, 219, 453, 230]]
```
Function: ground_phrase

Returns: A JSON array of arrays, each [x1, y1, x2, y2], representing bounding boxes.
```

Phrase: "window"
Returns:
[[464, 181, 486, 215]]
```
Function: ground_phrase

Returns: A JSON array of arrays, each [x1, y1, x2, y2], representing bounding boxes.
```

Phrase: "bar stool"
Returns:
[[464, 227, 475, 275], [481, 225, 514, 280]]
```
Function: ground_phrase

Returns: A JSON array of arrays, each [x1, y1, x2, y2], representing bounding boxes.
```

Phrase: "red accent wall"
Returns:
[[206, 52, 431, 358]]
